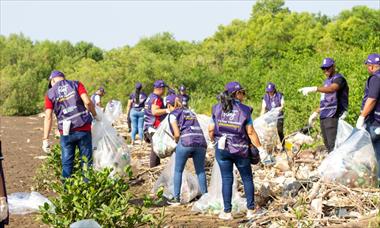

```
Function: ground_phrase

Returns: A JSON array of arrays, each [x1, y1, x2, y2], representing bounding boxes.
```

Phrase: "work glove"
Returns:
[[0, 197, 8, 221], [42, 139, 50, 153], [308, 112, 319, 127], [356, 116, 366, 129], [339, 111, 348, 120], [258, 147, 275, 166], [94, 114, 101, 122], [298, 87, 317, 96]]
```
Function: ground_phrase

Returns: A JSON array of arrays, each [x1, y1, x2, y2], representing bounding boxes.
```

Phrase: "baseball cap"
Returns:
[[135, 82, 142, 89], [49, 70, 65, 80], [266, 82, 276, 92], [153, 80, 166, 88], [320, 58, 335, 69], [365, 53, 380, 65], [179, 85, 186, 92], [98, 86, 105, 93], [225, 81, 244, 94], [166, 94, 177, 106]]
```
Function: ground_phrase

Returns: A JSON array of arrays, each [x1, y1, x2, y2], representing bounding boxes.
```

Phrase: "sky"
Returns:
[[1, 0, 379, 50]]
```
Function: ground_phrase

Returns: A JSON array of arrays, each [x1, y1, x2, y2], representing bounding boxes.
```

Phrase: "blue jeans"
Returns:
[[174, 143, 207, 199], [130, 108, 144, 142], [60, 131, 93, 178], [216, 147, 255, 212], [366, 123, 380, 181]]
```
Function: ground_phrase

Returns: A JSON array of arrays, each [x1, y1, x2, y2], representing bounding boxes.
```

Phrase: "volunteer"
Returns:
[[356, 53, 380, 185], [42, 70, 99, 178], [144, 80, 170, 168], [209, 81, 270, 220], [91, 87, 105, 108], [298, 58, 349, 152], [178, 85, 190, 108], [260, 82, 285, 150], [126, 82, 147, 145], [166, 94, 207, 205]]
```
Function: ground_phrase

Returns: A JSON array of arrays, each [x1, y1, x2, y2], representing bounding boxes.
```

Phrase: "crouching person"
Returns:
[[42, 70, 99, 179]]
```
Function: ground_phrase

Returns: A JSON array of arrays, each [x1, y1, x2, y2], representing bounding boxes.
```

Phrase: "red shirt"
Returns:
[[45, 81, 91, 133], [153, 97, 164, 128]]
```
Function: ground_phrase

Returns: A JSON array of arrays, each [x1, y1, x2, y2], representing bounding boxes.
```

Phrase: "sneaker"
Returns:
[[167, 198, 180, 206], [218, 211, 233, 220], [246, 207, 267, 220]]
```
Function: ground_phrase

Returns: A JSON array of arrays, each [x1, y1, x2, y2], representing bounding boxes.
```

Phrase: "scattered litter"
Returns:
[[34, 156, 48, 160], [8, 192, 53, 215]]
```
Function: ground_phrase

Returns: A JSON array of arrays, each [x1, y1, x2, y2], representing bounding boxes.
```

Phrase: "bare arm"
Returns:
[[126, 99, 132, 115], [361, 98, 377, 118], [80, 93, 97, 117], [260, 100, 266, 116], [246, 124, 262, 148], [279, 97, 285, 111], [317, 83, 340, 94], [170, 120, 180, 143], [43, 109, 53, 140], [208, 123, 215, 143], [152, 104, 168, 116]]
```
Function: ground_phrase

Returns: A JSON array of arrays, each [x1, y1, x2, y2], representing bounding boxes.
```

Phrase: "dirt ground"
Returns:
[[0, 115, 378, 228]]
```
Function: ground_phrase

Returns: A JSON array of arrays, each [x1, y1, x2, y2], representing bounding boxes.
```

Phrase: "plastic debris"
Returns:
[[8, 192, 53, 215]]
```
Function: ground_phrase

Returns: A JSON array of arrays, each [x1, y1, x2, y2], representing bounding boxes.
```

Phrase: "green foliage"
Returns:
[[39, 166, 164, 227], [1, 0, 379, 135]]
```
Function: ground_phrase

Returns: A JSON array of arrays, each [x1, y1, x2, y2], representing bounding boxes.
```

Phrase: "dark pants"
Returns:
[[144, 131, 160, 168], [277, 118, 285, 148], [60, 131, 93, 178], [366, 121, 380, 181], [215, 147, 255, 213], [320, 117, 338, 152]]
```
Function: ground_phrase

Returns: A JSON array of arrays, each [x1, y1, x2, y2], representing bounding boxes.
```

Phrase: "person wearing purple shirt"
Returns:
[[356, 53, 380, 185], [298, 58, 349, 152], [127, 82, 148, 145]]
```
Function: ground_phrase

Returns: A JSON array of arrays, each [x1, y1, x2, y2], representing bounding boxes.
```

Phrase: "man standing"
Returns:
[[298, 58, 349, 152], [42, 70, 99, 179], [144, 80, 170, 168], [356, 53, 380, 185], [178, 85, 190, 109], [260, 82, 285, 151], [91, 87, 105, 108]]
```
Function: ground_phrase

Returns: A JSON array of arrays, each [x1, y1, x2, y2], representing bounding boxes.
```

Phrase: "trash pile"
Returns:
[[92, 101, 130, 175], [112, 112, 380, 227]]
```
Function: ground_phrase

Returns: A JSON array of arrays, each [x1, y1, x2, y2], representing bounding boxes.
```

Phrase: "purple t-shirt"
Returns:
[[367, 76, 380, 100]]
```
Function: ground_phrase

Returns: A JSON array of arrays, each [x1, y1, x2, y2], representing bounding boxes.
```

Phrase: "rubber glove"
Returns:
[[298, 87, 317, 96], [356, 116, 365, 129], [42, 139, 50, 153], [308, 112, 319, 127]]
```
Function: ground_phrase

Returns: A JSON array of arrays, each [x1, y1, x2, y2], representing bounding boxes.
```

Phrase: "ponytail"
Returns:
[[219, 91, 233, 113], [135, 87, 141, 104]]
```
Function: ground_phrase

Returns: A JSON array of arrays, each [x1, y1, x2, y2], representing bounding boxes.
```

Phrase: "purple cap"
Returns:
[[135, 82, 142, 89], [98, 87, 105, 93], [166, 94, 177, 106], [365, 53, 380, 65], [225, 81, 244, 94], [320, 58, 335, 69], [179, 85, 186, 91], [153, 80, 166, 88], [266, 82, 276, 92], [49, 70, 65, 80]]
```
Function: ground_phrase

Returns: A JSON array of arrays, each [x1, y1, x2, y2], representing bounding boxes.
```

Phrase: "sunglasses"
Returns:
[[321, 66, 332, 71]]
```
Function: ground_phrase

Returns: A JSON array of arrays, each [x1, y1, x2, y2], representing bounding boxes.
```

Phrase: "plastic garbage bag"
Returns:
[[104, 100, 123, 123], [92, 106, 130, 174], [192, 160, 247, 214], [195, 114, 212, 147], [334, 119, 353, 150], [253, 108, 281, 153], [8, 192, 53, 215], [152, 116, 177, 158], [70, 219, 101, 228], [152, 154, 200, 203], [287, 133, 313, 146], [318, 128, 378, 188]]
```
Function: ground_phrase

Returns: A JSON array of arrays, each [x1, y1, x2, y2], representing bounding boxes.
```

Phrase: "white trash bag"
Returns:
[[253, 108, 281, 153], [152, 116, 177, 158], [92, 106, 130, 174], [334, 119, 353, 150], [70, 219, 101, 228], [152, 154, 200, 203], [318, 128, 378, 188], [195, 114, 212, 147], [192, 160, 247, 214], [8, 192, 53, 215], [104, 100, 123, 123]]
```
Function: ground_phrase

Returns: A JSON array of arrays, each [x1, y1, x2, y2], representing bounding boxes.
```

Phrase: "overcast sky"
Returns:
[[1, 0, 379, 50]]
